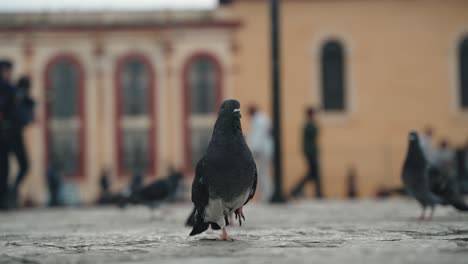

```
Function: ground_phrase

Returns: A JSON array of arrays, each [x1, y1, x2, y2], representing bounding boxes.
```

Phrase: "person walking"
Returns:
[[290, 107, 323, 199], [248, 104, 273, 202], [10, 76, 35, 207], [434, 139, 456, 177], [0, 60, 16, 210], [420, 127, 436, 165]]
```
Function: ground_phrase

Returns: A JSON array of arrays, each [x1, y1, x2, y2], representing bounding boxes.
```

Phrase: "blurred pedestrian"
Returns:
[[97, 168, 112, 205], [455, 141, 468, 194], [346, 166, 358, 199], [434, 139, 455, 174], [100, 169, 111, 195], [247, 104, 273, 202], [10, 75, 35, 207], [0, 60, 15, 210], [129, 147, 145, 194], [47, 157, 63, 207], [420, 126, 436, 164], [290, 107, 322, 199]]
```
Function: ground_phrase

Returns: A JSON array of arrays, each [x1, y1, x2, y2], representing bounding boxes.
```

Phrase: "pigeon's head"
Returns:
[[218, 99, 241, 119], [408, 131, 420, 144], [406, 131, 425, 163]]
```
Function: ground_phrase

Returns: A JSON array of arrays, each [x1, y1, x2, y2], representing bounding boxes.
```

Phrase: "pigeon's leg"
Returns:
[[238, 207, 245, 220], [418, 206, 426, 221], [217, 228, 234, 241], [427, 206, 434, 221], [234, 207, 246, 226]]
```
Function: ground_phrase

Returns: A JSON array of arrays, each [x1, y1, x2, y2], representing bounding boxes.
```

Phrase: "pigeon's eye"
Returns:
[[224, 105, 229, 110]]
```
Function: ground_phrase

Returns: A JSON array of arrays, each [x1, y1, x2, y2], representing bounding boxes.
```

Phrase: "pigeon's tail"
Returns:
[[189, 208, 209, 236], [189, 222, 209, 236], [449, 198, 468, 211]]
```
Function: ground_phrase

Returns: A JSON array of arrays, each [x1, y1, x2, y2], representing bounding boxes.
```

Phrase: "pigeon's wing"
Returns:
[[191, 157, 209, 209], [189, 157, 211, 236], [243, 163, 258, 206]]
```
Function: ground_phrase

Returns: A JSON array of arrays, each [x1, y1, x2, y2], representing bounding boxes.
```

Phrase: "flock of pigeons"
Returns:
[[121, 99, 466, 241]]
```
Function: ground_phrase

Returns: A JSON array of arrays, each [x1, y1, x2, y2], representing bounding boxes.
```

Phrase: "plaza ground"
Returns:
[[1, 199, 468, 264]]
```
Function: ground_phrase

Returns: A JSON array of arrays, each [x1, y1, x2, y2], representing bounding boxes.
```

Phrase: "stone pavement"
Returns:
[[0, 199, 467, 264]]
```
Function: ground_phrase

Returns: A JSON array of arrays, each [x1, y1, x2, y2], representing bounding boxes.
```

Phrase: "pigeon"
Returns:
[[188, 99, 257, 241], [428, 166, 468, 212], [402, 131, 468, 220], [402, 131, 442, 220], [119, 169, 183, 209]]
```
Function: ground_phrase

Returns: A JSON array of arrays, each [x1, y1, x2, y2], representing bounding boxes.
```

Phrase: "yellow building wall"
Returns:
[[227, 0, 468, 198]]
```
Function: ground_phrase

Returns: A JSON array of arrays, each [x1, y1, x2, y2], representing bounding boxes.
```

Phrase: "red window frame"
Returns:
[[44, 54, 86, 179], [114, 53, 157, 177]]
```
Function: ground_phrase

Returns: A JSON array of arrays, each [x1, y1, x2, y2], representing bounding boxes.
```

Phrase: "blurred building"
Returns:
[[0, 0, 467, 203]]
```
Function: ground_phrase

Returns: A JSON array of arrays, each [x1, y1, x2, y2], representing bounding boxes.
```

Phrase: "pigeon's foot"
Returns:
[[418, 209, 426, 221], [427, 208, 434, 221], [217, 228, 234, 241], [217, 236, 234, 241]]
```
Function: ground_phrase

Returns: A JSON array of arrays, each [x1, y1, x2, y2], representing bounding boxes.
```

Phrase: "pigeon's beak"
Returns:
[[233, 108, 241, 118]]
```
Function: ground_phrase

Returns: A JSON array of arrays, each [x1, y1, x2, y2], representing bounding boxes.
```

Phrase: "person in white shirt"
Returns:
[[419, 127, 436, 165], [247, 104, 273, 202], [434, 139, 455, 174]]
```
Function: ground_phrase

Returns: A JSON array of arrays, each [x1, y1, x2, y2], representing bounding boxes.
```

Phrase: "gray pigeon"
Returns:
[[189, 99, 257, 240], [428, 166, 468, 212], [402, 131, 441, 220], [118, 169, 183, 208]]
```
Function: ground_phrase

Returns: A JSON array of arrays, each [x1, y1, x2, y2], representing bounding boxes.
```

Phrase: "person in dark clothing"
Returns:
[[47, 157, 63, 207], [97, 168, 114, 205], [456, 141, 468, 194], [10, 76, 35, 208], [290, 107, 323, 198], [100, 169, 111, 195], [0, 60, 16, 210], [346, 166, 358, 199]]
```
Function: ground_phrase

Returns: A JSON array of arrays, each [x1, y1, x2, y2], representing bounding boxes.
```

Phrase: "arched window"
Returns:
[[115, 54, 155, 176], [183, 53, 222, 169], [459, 37, 468, 109], [45, 55, 85, 177], [321, 40, 346, 112]]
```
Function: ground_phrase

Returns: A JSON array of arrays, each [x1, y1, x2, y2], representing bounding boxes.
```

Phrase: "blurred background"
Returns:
[[0, 0, 467, 207]]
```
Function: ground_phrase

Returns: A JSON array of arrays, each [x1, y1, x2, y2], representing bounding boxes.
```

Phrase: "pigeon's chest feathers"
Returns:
[[205, 137, 255, 200], [403, 158, 427, 175], [208, 134, 252, 164]]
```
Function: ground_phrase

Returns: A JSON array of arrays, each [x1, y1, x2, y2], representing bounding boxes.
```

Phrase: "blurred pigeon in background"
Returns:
[[402, 131, 442, 220], [188, 99, 257, 241], [402, 131, 468, 220], [428, 166, 468, 212], [119, 168, 183, 209]]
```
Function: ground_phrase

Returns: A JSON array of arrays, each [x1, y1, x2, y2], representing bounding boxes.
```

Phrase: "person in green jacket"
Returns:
[[290, 107, 322, 198]]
